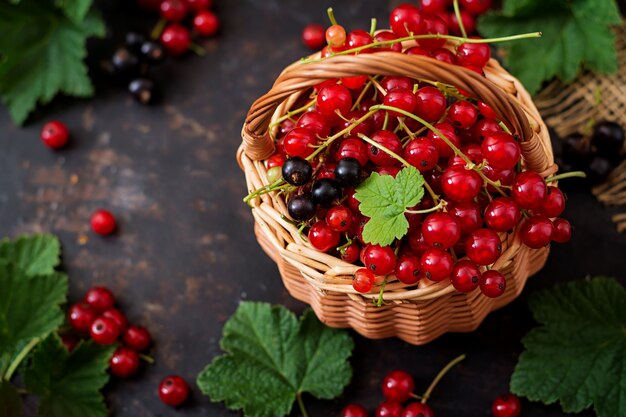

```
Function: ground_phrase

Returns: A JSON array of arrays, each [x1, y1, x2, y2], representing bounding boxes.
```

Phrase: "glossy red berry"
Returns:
[[284, 127, 317, 158], [465, 228, 501, 265], [84, 286, 115, 311], [160, 24, 190, 56], [297, 111, 331, 138], [415, 87, 446, 122], [512, 171, 547, 210], [363, 245, 397, 276], [409, 228, 430, 256], [420, 248, 453, 281], [193, 10, 219, 37], [160, 0, 188, 22], [404, 138, 439, 171], [473, 118, 502, 142], [110, 346, 140, 378], [326, 24, 347, 48], [340, 242, 361, 263], [186, 0, 212, 11], [90, 317, 121, 345], [41, 121, 69, 149], [91, 210, 117, 235], [484, 198, 521, 232], [422, 212, 461, 249], [420, 0, 448, 13], [448, 101, 478, 128], [482, 165, 515, 192], [123, 325, 152, 351], [390, 4, 424, 37], [520, 215, 554, 248], [326, 205, 353, 232], [302, 23, 326, 50], [492, 393, 521, 417], [478, 101, 498, 119], [405, 45, 429, 56], [449, 11, 475, 36], [552, 218, 572, 243], [457, 41, 491, 67], [347, 29, 373, 51], [402, 402, 435, 417], [448, 201, 482, 234], [540, 186, 566, 218], [451, 259, 481, 292], [377, 402, 403, 417], [336, 137, 369, 167], [431, 47, 458, 65], [308, 221, 340, 252], [368, 130, 403, 166], [480, 270, 506, 298], [68, 302, 98, 333], [373, 31, 402, 52], [460, 0, 492, 15], [384, 88, 418, 117], [266, 153, 286, 169], [159, 375, 190, 407], [395, 255, 421, 285], [427, 122, 460, 158], [317, 84, 352, 116], [417, 14, 448, 50], [382, 370, 414, 402], [341, 404, 369, 417], [342, 76, 368, 90], [101, 308, 128, 332], [353, 268, 375, 293], [441, 166, 482, 202], [482, 132, 521, 170]]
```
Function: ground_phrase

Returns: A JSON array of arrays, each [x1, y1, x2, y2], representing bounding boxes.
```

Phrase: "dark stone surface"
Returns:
[[1, 1, 625, 416]]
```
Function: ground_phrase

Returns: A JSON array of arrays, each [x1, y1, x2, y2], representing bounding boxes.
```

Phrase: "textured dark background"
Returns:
[[1, 1, 625, 416]]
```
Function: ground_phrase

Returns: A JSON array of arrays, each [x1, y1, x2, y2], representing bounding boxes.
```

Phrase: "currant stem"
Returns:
[[376, 279, 387, 307], [410, 393, 424, 400], [4, 337, 40, 381], [243, 179, 288, 204], [150, 17, 167, 40], [269, 98, 317, 136], [296, 392, 310, 417], [139, 353, 155, 364], [188, 42, 206, 56], [406, 201, 446, 214], [421, 354, 466, 404], [327, 7, 338, 26], [369, 18, 377, 36], [452, 0, 468, 39], [545, 171, 587, 183]]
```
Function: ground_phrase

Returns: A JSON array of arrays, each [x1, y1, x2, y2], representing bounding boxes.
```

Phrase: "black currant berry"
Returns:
[[592, 121, 625, 160], [111, 47, 140, 77], [287, 193, 316, 221], [587, 157, 614, 184], [562, 133, 592, 169], [140, 41, 166, 65], [334, 157, 361, 187], [128, 78, 157, 104], [125, 32, 145, 53], [282, 157, 312, 186], [311, 179, 341, 208]]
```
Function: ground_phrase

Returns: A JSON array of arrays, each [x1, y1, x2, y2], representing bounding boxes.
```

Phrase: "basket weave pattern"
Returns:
[[237, 47, 555, 345]]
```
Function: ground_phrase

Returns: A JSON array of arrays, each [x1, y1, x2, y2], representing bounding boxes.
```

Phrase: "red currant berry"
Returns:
[[160, 0, 187, 22], [480, 269, 506, 298], [341, 404, 368, 417], [420, 248, 453, 281], [382, 370, 414, 402], [402, 402, 435, 417], [477, 101, 498, 119], [193, 10, 219, 37], [340, 242, 361, 263], [457, 41, 491, 67], [368, 130, 403, 166], [123, 325, 152, 351], [390, 4, 425, 37], [363, 245, 397, 275], [451, 259, 481, 292], [84, 286, 115, 311], [284, 127, 318, 158], [449, 201, 482, 234], [422, 212, 461, 249], [186, 0, 212, 11], [317, 84, 352, 116], [460, 0, 492, 15], [465, 228, 501, 265], [345, 188, 361, 212], [395, 255, 421, 285], [347, 29, 373, 51], [540, 186, 566, 218], [404, 137, 439, 171], [417, 14, 448, 50], [68, 302, 98, 333], [448, 100, 478, 128], [376, 402, 403, 417], [101, 308, 128, 332], [41, 121, 69, 149], [415, 87, 446, 122], [441, 166, 482, 202], [484, 198, 521, 232], [302, 23, 325, 50], [336, 137, 369, 167], [405, 45, 429, 56], [342, 75, 368, 90], [420, 0, 448, 13], [512, 172, 547, 210], [160, 24, 190, 56], [472, 118, 502, 142], [482, 165, 515, 192], [381, 76, 414, 92], [481, 132, 520, 170], [353, 268, 375, 293], [431, 47, 458, 65], [90, 317, 121, 345], [449, 11, 475, 36], [91, 209, 117, 235], [159, 375, 190, 407], [427, 122, 460, 158], [551, 218, 572, 243], [520, 215, 554, 248], [492, 393, 521, 417], [409, 228, 430, 256], [377, 165, 402, 177], [384, 88, 418, 117], [308, 221, 340, 252], [110, 346, 140, 378], [266, 153, 286, 169], [326, 205, 353, 232], [326, 24, 347, 48], [374, 31, 403, 52]]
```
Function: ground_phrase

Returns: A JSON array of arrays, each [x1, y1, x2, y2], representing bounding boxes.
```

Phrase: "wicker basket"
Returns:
[[237, 45, 556, 345]]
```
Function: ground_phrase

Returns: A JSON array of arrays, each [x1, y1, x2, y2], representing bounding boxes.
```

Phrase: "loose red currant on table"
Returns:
[[102, 308, 128, 332], [422, 212, 461, 249], [308, 221, 340, 252], [123, 325, 153, 351], [41, 121, 69, 149], [326, 205, 353, 232], [552, 218, 572, 243], [376, 402, 403, 417], [302, 23, 326, 50], [402, 402, 435, 417], [450, 259, 481, 292], [512, 171, 547, 210], [341, 404, 368, 417], [326, 24, 347, 48], [68, 302, 98, 333], [317, 84, 352, 116], [90, 317, 121, 345], [465, 228, 501, 265], [84, 286, 115, 311], [481, 132, 521, 170], [368, 130, 403, 166], [193, 10, 220, 37], [480, 269, 506, 297], [353, 268, 375, 293], [363, 244, 397, 275], [520, 215, 554, 248], [404, 138, 439, 172], [484, 197, 521, 232], [110, 346, 140, 378], [540, 186, 566, 217], [492, 393, 522, 417], [441, 166, 482, 202], [160, 0, 188, 22], [414, 87, 447, 122], [382, 370, 414, 402], [159, 375, 190, 407], [421, 248, 453, 281], [340, 242, 361, 263], [91, 209, 117, 235], [395, 255, 421, 285], [160, 24, 190, 56], [390, 4, 425, 37]]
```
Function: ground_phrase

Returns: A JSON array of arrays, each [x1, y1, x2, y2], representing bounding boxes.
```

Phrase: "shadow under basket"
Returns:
[[238, 48, 555, 345]]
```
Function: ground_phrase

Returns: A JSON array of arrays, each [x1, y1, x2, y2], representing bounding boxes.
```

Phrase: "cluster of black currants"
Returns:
[[283, 157, 361, 221], [104, 32, 166, 105], [555, 121, 625, 185]]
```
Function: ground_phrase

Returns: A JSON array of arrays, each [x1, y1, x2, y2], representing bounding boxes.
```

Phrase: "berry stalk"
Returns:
[[452, 0, 468, 39], [420, 354, 466, 404], [545, 171, 587, 183]]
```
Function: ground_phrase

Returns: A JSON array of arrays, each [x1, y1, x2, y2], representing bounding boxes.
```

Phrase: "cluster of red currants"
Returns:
[[252, 4, 574, 299], [66, 286, 190, 407]]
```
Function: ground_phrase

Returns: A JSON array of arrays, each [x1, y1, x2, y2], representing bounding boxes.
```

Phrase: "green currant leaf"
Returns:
[[54, 0, 93, 22], [24, 335, 114, 417], [0, 234, 61, 276], [0, 381, 22, 417], [477, 0, 620, 94], [196, 302, 354, 417], [511, 277, 626, 417], [0, 0, 105, 125], [354, 166, 425, 246]]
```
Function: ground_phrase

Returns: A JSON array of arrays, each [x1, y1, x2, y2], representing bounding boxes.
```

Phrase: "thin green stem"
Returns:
[[545, 171, 586, 183], [4, 337, 40, 381], [421, 354, 466, 404], [351, 79, 374, 111], [189, 42, 206, 56], [376, 279, 387, 307], [369, 18, 377, 37], [327, 7, 338, 26], [243, 180, 289, 204], [269, 98, 316, 135], [406, 201, 446, 214], [150, 17, 167, 40], [453, 0, 468, 39], [296, 392, 310, 417], [139, 353, 155, 364], [498, 121, 512, 134]]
